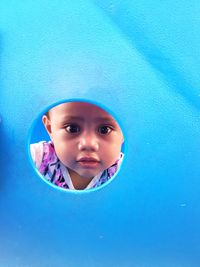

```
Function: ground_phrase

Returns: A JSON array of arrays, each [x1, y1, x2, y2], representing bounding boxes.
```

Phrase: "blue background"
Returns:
[[0, 0, 200, 266]]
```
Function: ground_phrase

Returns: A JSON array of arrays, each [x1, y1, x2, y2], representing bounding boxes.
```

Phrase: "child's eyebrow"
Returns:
[[60, 115, 117, 125], [94, 117, 116, 124]]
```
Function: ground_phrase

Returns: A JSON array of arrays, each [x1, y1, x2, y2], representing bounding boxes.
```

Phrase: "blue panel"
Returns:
[[0, 0, 200, 266]]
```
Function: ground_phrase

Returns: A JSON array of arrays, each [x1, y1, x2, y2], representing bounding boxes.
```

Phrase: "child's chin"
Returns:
[[78, 170, 100, 179]]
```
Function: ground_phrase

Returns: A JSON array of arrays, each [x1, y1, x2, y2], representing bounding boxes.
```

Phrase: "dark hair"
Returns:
[[45, 111, 50, 118]]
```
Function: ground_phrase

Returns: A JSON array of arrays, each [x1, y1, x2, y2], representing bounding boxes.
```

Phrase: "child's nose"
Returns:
[[78, 133, 99, 152]]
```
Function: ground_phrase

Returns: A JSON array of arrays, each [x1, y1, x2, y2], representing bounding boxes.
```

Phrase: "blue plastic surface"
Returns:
[[1, 1, 200, 266]]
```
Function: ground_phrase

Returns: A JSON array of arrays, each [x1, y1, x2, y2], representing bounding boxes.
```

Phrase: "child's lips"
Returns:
[[77, 157, 100, 168]]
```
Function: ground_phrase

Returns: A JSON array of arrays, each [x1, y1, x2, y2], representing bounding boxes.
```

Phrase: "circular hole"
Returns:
[[28, 100, 125, 192]]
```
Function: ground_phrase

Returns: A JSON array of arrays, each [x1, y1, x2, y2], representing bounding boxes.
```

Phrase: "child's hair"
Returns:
[[45, 111, 50, 118]]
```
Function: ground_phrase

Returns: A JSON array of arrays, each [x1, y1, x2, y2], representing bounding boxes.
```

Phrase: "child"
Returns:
[[30, 101, 124, 190]]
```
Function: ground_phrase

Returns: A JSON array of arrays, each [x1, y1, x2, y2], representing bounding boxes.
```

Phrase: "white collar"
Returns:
[[60, 163, 103, 190]]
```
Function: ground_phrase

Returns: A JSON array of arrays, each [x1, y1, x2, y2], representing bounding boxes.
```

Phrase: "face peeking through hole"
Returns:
[[30, 101, 125, 190], [42, 102, 124, 184]]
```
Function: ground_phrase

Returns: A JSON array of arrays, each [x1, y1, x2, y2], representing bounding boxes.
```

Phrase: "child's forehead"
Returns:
[[48, 102, 123, 132], [50, 102, 112, 118]]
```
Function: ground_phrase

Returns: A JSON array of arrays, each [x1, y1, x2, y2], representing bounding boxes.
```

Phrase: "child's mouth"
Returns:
[[77, 157, 100, 168]]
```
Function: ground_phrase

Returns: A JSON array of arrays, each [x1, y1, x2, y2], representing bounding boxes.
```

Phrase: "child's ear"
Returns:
[[42, 115, 52, 136]]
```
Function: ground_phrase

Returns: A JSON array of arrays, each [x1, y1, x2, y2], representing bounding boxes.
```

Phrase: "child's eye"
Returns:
[[65, 124, 81, 134], [98, 125, 112, 135]]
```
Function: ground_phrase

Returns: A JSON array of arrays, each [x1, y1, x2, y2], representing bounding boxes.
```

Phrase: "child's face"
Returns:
[[43, 102, 124, 180]]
